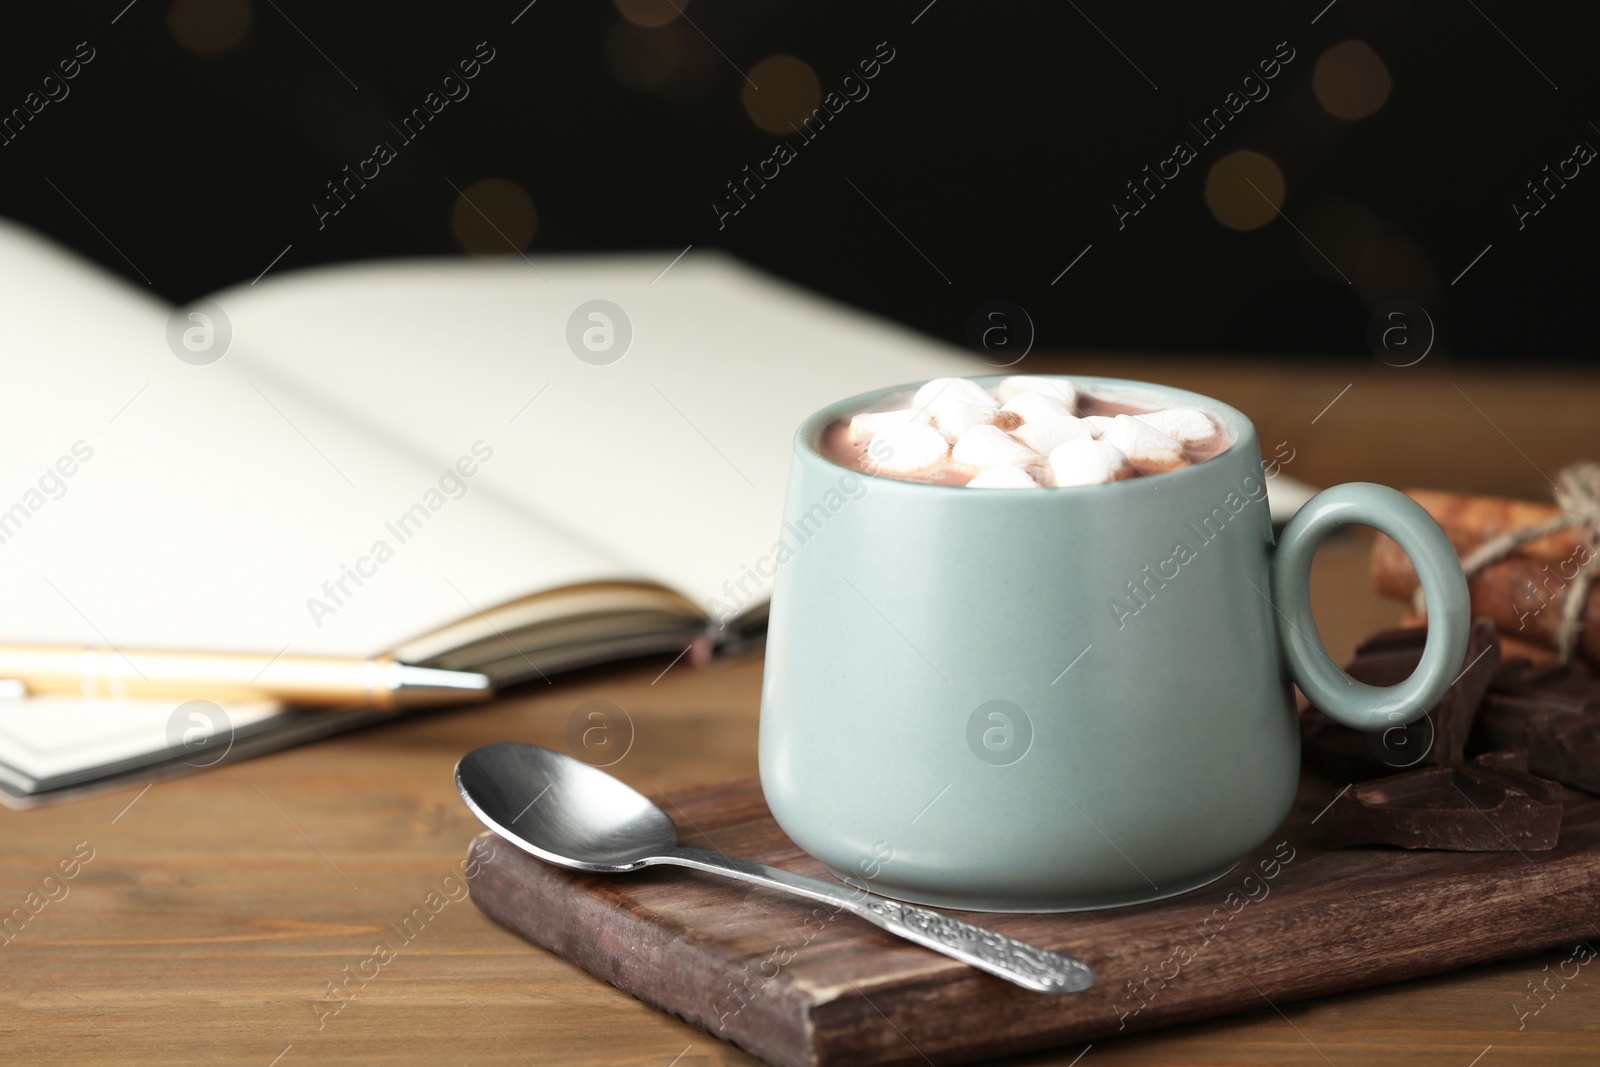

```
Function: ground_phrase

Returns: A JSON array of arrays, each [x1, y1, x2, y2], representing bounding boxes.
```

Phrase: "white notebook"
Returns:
[[0, 220, 979, 800], [0, 696, 281, 792]]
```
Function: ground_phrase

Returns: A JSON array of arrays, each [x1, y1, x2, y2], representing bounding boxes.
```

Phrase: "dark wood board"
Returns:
[[465, 775, 1600, 1067]]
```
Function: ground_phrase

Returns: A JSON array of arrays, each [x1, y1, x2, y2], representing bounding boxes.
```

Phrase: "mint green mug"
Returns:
[[758, 376, 1468, 912]]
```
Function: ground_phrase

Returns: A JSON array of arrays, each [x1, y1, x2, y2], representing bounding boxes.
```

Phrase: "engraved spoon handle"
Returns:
[[655, 846, 1094, 994]]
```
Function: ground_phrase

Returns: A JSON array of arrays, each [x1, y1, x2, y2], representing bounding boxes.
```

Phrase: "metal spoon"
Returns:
[[454, 741, 1094, 994]]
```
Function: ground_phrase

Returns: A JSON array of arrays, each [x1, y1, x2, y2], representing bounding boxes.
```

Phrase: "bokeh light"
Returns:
[[742, 55, 821, 135], [168, 0, 252, 55], [1204, 151, 1286, 231], [604, 21, 682, 92], [603, 20, 716, 101], [1312, 40, 1392, 121], [614, 0, 682, 28], [451, 178, 538, 258]]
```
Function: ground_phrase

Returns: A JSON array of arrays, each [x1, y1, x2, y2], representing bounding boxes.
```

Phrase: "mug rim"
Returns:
[[795, 374, 1257, 493]]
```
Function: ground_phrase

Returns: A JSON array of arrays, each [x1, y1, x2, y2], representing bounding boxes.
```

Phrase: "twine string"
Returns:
[[1411, 462, 1600, 663]]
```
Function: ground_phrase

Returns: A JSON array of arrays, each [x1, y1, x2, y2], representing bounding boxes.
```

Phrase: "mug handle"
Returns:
[[1269, 483, 1470, 731]]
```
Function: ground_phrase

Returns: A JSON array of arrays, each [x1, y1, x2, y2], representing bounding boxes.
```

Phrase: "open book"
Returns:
[[0, 220, 980, 801]]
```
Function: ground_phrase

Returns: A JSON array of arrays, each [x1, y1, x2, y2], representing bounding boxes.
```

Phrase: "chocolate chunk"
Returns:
[[1487, 659, 1600, 717], [1475, 662, 1600, 795], [1321, 750, 1564, 851], [1471, 749, 1532, 773], [1300, 710, 1426, 780], [1301, 617, 1501, 777]]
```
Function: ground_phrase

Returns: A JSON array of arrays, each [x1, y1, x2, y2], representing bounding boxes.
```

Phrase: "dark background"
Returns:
[[4, 0, 1596, 363]]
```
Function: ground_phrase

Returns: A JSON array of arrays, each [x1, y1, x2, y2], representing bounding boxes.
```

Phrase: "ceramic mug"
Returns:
[[758, 376, 1469, 912]]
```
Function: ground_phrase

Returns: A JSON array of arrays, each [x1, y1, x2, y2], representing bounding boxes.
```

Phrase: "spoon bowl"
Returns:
[[456, 741, 675, 871]]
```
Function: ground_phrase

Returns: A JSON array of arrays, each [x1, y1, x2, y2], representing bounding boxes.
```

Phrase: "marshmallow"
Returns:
[[912, 377, 998, 415], [1049, 438, 1127, 487], [966, 465, 1041, 489], [1011, 415, 1093, 455], [1099, 413, 1186, 467], [1081, 415, 1116, 438], [995, 375, 1077, 410], [1134, 407, 1217, 444], [1001, 391, 1072, 424], [867, 422, 949, 473], [910, 378, 1002, 439], [951, 424, 1040, 470], [848, 407, 924, 442], [931, 400, 1003, 439]]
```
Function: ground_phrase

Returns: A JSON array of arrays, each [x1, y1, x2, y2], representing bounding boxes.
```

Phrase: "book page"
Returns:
[[0, 220, 635, 658], [212, 252, 981, 618], [0, 696, 281, 789]]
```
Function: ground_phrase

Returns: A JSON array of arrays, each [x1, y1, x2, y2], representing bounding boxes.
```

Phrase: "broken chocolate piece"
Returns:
[[1487, 659, 1600, 717], [1471, 749, 1531, 772], [1301, 706, 1434, 780], [1321, 750, 1564, 851], [1476, 662, 1600, 795], [1301, 617, 1501, 777]]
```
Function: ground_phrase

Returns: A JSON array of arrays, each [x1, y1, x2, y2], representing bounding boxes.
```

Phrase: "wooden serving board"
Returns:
[[465, 775, 1600, 1067]]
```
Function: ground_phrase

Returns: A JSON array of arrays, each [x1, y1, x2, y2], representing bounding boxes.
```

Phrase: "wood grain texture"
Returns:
[[1, 359, 1598, 1066], [465, 774, 1600, 1067]]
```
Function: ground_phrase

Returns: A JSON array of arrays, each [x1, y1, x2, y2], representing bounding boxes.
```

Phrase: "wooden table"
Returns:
[[6, 357, 1600, 1066]]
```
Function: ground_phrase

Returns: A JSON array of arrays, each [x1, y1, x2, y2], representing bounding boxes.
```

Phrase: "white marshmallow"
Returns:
[[867, 422, 949, 473], [1011, 415, 1093, 454], [848, 407, 923, 442], [1134, 407, 1217, 444], [966, 465, 1041, 489], [1100, 414, 1185, 466], [931, 400, 1002, 439], [1049, 438, 1127, 487], [951, 424, 1040, 470], [1001, 391, 1072, 424], [995, 375, 1077, 410], [1082, 415, 1116, 438], [912, 377, 998, 415]]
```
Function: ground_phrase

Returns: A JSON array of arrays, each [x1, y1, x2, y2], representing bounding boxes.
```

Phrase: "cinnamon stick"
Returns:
[[1375, 535, 1600, 665], [1401, 489, 1591, 562]]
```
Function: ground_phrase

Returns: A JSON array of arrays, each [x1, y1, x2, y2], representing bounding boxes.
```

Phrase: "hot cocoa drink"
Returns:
[[820, 376, 1232, 488]]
